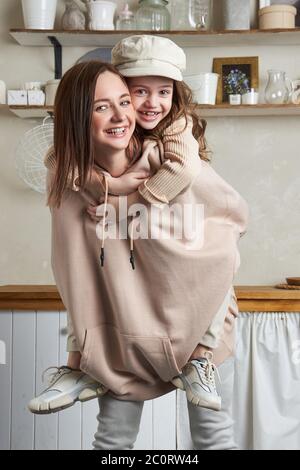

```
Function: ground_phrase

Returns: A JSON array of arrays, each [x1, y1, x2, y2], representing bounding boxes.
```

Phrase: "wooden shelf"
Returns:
[[197, 103, 300, 117], [0, 285, 299, 311], [2, 103, 300, 119], [0, 104, 53, 118], [9, 28, 300, 48]]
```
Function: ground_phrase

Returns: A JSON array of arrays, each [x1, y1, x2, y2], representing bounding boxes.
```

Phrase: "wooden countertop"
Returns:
[[0, 285, 300, 312]]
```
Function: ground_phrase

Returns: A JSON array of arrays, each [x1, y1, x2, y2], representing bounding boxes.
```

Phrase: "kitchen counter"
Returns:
[[0, 285, 300, 311]]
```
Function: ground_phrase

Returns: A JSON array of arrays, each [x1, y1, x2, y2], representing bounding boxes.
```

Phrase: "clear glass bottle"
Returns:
[[171, 0, 194, 30], [171, 0, 212, 31], [190, 0, 212, 31], [136, 0, 171, 31], [116, 3, 136, 30]]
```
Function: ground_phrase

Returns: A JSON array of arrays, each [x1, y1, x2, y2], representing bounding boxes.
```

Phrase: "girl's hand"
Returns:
[[109, 171, 150, 195]]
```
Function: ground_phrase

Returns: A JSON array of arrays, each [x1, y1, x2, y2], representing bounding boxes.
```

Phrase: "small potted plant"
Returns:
[[224, 69, 250, 105]]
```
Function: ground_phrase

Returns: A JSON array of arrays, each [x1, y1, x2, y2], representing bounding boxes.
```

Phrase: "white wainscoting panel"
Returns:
[[0, 310, 177, 450]]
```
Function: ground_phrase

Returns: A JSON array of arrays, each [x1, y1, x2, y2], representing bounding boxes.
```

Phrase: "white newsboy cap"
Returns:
[[111, 35, 186, 81]]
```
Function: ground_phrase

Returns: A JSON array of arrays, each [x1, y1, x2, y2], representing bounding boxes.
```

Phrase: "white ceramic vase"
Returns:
[[21, 0, 57, 29], [87, 1, 116, 30]]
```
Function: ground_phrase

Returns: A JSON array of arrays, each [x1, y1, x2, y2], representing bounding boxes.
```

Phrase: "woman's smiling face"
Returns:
[[127, 76, 174, 130], [92, 71, 136, 152]]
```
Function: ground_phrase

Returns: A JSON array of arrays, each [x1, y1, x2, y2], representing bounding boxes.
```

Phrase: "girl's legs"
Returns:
[[187, 356, 237, 450], [66, 312, 83, 369], [67, 351, 81, 369], [93, 393, 144, 450], [197, 287, 234, 354], [188, 287, 233, 361]]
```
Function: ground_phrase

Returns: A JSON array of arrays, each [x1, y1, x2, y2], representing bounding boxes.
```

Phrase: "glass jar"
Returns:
[[116, 3, 136, 30], [171, 0, 212, 31], [136, 0, 170, 31], [191, 0, 212, 30], [171, 0, 194, 30]]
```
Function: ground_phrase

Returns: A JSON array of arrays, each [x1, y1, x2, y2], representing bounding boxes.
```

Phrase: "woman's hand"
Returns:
[[86, 191, 148, 225], [86, 194, 120, 225]]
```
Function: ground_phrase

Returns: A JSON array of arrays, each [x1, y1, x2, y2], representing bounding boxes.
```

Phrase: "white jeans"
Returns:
[[92, 356, 237, 451]]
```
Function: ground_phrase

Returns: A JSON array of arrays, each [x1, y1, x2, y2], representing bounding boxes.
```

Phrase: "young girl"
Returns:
[[30, 37, 248, 418]]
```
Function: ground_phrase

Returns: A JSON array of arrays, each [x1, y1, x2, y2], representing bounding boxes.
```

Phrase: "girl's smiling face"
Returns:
[[127, 76, 174, 130]]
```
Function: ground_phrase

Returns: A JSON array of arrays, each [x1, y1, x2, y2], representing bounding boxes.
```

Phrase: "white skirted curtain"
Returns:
[[176, 312, 300, 450]]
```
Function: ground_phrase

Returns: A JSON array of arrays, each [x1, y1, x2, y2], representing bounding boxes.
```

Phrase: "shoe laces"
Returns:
[[194, 351, 221, 389], [42, 366, 71, 387]]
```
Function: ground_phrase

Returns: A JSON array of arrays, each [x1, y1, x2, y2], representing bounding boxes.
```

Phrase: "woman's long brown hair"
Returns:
[[47, 61, 141, 209], [134, 80, 212, 163]]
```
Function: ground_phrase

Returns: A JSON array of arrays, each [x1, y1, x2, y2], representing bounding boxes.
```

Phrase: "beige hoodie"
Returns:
[[45, 118, 249, 401]]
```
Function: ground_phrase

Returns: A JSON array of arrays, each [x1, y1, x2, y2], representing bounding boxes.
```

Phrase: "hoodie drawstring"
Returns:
[[94, 171, 136, 270], [100, 174, 109, 267], [129, 215, 136, 270]]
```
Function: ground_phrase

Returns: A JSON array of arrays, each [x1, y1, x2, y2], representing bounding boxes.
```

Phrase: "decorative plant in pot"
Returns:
[[224, 69, 250, 105]]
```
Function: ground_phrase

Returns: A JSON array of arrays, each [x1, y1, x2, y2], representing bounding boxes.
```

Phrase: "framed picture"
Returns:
[[212, 56, 259, 104]]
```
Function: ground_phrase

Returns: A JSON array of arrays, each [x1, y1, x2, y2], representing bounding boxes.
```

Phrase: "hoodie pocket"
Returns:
[[119, 333, 182, 382], [79, 323, 126, 387], [79, 324, 181, 384]]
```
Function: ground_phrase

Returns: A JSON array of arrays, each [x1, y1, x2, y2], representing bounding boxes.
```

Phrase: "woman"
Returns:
[[45, 60, 244, 449]]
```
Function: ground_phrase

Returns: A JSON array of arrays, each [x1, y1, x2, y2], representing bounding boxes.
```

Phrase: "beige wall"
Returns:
[[0, 0, 299, 286]]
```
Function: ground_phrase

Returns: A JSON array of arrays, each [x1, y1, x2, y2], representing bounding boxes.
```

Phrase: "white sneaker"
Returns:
[[28, 366, 108, 414], [171, 351, 221, 411]]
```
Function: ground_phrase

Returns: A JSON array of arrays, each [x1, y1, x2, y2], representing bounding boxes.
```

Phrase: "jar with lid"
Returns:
[[135, 0, 170, 31], [116, 3, 136, 30]]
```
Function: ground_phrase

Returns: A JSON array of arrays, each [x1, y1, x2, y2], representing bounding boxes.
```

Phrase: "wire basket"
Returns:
[[14, 116, 54, 194]]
